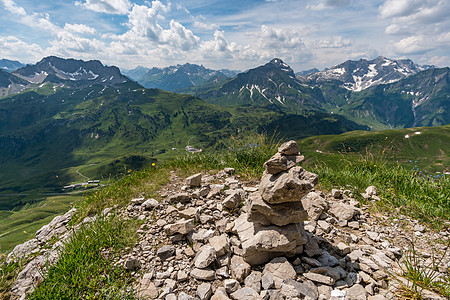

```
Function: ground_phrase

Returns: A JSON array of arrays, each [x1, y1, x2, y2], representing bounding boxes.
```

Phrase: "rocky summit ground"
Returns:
[[7, 142, 450, 300]]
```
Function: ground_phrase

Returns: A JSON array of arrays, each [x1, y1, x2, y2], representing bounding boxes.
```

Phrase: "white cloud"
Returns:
[[384, 24, 410, 35], [0, 0, 25, 15], [199, 30, 258, 62], [259, 25, 304, 49], [379, 0, 424, 18], [393, 35, 435, 55], [114, 2, 198, 51], [380, 0, 450, 57], [309, 36, 352, 48], [193, 20, 219, 31], [427, 55, 449, 66], [0, 36, 43, 62], [64, 24, 96, 35], [75, 0, 131, 15], [307, 0, 351, 10]]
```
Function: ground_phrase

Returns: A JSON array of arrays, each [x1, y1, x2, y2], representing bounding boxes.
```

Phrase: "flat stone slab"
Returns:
[[234, 214, 307, 265], [263, 257, 296, 289], [248, 193, 307, 226]]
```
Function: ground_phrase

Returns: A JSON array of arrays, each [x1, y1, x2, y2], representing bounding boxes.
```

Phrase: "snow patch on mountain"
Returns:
[[302, 56, 436, 92]]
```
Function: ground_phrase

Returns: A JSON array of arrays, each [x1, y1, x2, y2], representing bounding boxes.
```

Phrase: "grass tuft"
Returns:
[[397, 238, 450, 299], [28, 214, 139, 300], [0, 258, 25, 300]]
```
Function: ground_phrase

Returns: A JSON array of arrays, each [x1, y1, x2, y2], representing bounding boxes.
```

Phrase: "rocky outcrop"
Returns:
[[8, 208, 77, 299]]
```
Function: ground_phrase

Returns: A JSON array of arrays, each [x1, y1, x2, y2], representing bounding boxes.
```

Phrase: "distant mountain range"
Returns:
[[1, 55, 448, 130], [122, 63, 239, 91], [0, 59, 25, 72], [174, 56, 447, 129], [0, 56, 365, 204], [300, 56, 435, 92], [183, 58, 325, 112]]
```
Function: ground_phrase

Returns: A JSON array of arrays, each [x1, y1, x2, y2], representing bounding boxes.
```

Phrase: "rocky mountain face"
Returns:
[[296, 68, 320, 76], [8, 141, 449, 300], [193, 58, 325, 111], [13, 56, 129, 86], [342, 67, 450, 128], [122, 66, 151, 82], [300, 56, 434, 92], [0, 69, 29, 97], [188, 57, 448, 129], [0, 59, 25, 72], [0, 56, 131, 98], [127, 63, 239, 92]]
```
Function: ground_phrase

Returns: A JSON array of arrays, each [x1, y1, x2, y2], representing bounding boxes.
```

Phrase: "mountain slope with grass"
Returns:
[[186, 58, 448, 130], [298, 124, 450, 174], [0, 80, 365, 210]]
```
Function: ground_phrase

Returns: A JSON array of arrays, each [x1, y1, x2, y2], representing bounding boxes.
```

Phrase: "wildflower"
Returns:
[[152, 163, 156, 167]]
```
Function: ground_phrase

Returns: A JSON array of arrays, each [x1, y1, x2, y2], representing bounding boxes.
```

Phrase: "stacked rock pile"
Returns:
[[234, 140, 318, 265]]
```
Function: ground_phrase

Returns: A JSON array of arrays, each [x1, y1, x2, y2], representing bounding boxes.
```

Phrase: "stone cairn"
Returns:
[[234, 140, 318, 266]]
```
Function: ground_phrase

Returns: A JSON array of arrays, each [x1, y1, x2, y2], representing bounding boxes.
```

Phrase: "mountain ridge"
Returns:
[[124, 63, 239, 92], [0, 59, 25, 72], [300, 56, 435, 92]]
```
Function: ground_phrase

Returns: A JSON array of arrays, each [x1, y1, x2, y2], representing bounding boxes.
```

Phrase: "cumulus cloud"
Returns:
[[392, 35, 435, 55], [309, 36, 352, 48], [384, 24, 410, 35], [380, 0, 450, 25], [259, 25, 304, 49], [427, 55, 449, 66], [307, 0, 351, 10], [0, 36, 43, 62], [64, 24, 96, 35], [379, 0, 450, 57], [114, 2, 199, 51], [75, 0, 131, 15], [0, 0, 26, 15], [198, 30, 258, 62]]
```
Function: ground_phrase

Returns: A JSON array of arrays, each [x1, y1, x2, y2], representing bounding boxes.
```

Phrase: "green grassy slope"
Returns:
[[299, 124, 450, 174], [0, 194, 80, 252], [0, 83, 365, 208]]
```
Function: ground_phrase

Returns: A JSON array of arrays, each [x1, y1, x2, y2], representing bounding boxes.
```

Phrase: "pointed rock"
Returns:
[[259, 166, 318, 204], [263, 152, 304, 175], [186, 173, 202, 187]]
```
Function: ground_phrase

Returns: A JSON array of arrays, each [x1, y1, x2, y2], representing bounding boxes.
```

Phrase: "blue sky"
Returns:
[[1, 0, 449, 71]]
